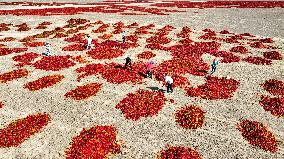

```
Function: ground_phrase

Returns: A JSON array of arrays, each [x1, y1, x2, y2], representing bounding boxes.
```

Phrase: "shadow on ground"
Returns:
[[146, 86, 165, 92]]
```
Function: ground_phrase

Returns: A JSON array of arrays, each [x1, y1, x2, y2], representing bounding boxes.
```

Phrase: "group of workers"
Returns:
[[42, 31, 124, 55], [42, 32, 219, 93], [124, 56, 219, 93]]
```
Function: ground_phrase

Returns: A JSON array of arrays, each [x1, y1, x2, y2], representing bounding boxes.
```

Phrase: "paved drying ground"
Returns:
[[0, 1, 284, 159]]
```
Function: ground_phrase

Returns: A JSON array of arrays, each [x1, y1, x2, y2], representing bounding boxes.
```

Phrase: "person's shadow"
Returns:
[[146, 86, 165, 92]]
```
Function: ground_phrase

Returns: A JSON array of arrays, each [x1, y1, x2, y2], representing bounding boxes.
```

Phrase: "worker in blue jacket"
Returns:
[[210, 58, 219, 75]]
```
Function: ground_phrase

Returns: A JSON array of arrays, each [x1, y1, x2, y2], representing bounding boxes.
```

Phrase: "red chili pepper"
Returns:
[[175, 105, 205, 129], [65, 125, 120, 159], [185, 76, 240, 100], [23, 41, 45, 47], [243, 56, 272, 65], [259, 95, 284, 117], [62, 43, 85, 51], [116, 89, 166, 120], [230, 46, 248, 54], [0, 69, 29, 83], [0, 37, 16, 42], [159, 145, 202, 159], [261, 79, 284, 96], [24, 74, 64, 91], [0, 113, 50, 147], [263, 51, 282, 60], [15, 23, 30, 31], [65, 83, 102, 100], [33, 56, 75, 71], [237, 119, 278, 153], [137, 51, 156, 59]]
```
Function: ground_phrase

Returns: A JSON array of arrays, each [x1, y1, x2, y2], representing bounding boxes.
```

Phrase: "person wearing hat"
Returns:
[[86, 35, 93, 50], [145, 61, 155, 78], [43, 42, 51, 56], [124, 56, 132, 70]]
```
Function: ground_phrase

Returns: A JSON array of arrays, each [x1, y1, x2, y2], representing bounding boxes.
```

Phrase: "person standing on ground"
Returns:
[[164, 74, 173, 93], [86, 35, 93, 50], [122, 31, 126, 43], [210, 58, 219, 75], [146, 61, 155, 78], [43, 42, 51, 56], [124, 56, 132, 70]]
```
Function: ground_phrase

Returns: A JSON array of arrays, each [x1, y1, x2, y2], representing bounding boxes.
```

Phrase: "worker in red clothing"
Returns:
[[145, 61, 154, 78]]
